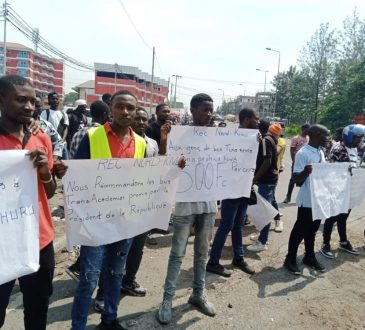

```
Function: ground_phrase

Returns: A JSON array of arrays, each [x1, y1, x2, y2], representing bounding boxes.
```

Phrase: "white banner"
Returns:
[[62, 156, 181, 250], [247, 191, 278, 231], [168, 126, 259, 202], [310, 163, 351, 220], [0, 150, 39, 285], [349, 169, 365, 209]]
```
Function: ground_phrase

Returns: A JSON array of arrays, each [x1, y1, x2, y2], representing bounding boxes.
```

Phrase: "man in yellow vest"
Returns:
[[71, 90, 146, 330]]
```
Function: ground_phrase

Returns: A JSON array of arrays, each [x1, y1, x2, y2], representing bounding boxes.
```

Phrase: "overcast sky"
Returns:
[[2, 0, 365, 108]]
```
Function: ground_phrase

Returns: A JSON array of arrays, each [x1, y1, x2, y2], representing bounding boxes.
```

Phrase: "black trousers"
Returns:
[[323, 211, 351, 245], [287, 208, 321, 260], [0, 242, 55, 330], [285, 163, 295, 200]]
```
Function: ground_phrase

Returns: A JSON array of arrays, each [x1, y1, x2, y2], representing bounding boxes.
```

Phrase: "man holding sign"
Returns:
[[0, 75, 57, 330], [71, 90, 146, 330], [158, 94, 217, 324]]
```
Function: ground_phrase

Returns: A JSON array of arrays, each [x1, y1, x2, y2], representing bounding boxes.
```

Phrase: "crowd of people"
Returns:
[[0, 74, 364, 330]]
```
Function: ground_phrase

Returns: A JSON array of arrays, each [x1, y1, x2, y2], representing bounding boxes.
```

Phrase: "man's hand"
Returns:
[[26, 148, 51, 176], [303, 164, 313, 176], [160, 121, 172, 140], [53, 159, 68, 179], [28, 118, 44, 135], [257, 132, 262, 143], [178, 156, 186, 169]]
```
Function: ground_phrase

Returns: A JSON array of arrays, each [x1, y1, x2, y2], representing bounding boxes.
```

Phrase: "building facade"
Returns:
[[0, 42, 64, 96], [82, 62, 168, 108]]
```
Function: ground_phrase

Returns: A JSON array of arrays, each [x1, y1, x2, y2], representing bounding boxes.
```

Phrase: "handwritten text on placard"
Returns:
[[168, 126, 259, 202], [62, 156, 181, 249]]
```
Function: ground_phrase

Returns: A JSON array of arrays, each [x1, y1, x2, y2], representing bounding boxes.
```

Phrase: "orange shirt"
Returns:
[[0, 126, 54, 250], [103, 122, 135, 158]]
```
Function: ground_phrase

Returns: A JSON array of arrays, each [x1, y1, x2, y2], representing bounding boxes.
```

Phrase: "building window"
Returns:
[[18, 60, 29, 68], [17, 69, 28, 77], [18, 51, 29, 58]]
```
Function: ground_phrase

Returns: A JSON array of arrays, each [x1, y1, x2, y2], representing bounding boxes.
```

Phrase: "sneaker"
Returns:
[[94, 299, 105, 313], [188, 293, 216, 317], [284, 257, 300, 275], [157, 296, 172, 324], [96, 319, 126, 330], [206, 263, 232, 277], [274, 220, 283, 232], [65, 263, 80, 282], [302, 256, 326, 272], [339, 241, 359, 255], [283, 197, 290, 204], [121, 281, 146, 297], [320, 244, 334, 259], [232, 258, 255, 275], [247, 241, 268, 252], [146, 235, 158, 245]]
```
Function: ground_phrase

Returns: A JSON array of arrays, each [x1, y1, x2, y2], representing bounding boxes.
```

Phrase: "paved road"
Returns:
[[3, 140, 365, 329]]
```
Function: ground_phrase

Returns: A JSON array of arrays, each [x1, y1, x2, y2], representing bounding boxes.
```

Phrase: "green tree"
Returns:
[[298, 23, 338, 123], [63, 92, 78, 104]]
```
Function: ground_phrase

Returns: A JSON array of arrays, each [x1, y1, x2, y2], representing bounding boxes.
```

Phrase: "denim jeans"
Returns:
[[0, 243, 54, 330], [163, 213, 215, 298], [257, 183, 278, 245], [71, 239, 132, 330], [208, 198, 248, 265], [96, 232, 148, 300]]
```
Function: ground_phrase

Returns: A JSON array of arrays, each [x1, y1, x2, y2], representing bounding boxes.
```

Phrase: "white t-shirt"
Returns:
[[40, 109, 69, 136]]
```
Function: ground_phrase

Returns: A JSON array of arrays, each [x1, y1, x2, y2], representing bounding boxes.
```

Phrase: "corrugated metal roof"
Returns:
[[94, 62, 168, 87]]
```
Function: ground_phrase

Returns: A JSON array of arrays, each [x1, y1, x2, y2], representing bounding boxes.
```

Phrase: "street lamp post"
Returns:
[[266, 47, 281, 118], [256, 68, 268, 93], [238, 83, 246, 96], [218, 88, 225, 104]]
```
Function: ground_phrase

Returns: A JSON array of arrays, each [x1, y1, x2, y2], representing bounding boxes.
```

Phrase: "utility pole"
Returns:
[[149, 46, 155, 115], [172, 74, 181, 108], [266, 48, 281, 118], [169, 82, 174, 103], [2, 0, 8, 75]]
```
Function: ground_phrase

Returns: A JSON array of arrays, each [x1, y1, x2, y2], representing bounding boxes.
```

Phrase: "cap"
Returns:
[[74, 99, 87, 107], [268, 123, 282, 136]]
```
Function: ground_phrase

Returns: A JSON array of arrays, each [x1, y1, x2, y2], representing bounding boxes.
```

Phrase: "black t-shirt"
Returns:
[[145, 121, 161, 146], [255, 134, 278, 184], [67, 111, 87, 145]]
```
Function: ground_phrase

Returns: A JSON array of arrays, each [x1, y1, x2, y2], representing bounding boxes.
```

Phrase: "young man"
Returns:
[[283, 124, 310, 203], [247, 123, 281, 252], [158, 94, 217, 324], [284, 124, 329, 275], [206, 108, 258, 277], [67, 99, 88, 149], [0, 75, 57, 330], [40, 92, 69, 159], [34, 96, 64, 160], [71, 90, 146, 330], [145, 103, 170, 146], [102, 93, 112, 107], [320, 124, 365, 258], [69, 100, 110, 159]]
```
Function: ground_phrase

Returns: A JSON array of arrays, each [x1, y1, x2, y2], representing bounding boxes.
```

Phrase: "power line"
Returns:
[[116, 0, 152, 51], [182, 75, 265, 85]]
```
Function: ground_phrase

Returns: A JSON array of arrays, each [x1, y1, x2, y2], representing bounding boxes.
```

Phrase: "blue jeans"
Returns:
[[71, 239, 132, 330], [257, 183, 278, 245], [163, 213, 215, 298], [62, 144, 68, 160], [208, 198, 248, 265]]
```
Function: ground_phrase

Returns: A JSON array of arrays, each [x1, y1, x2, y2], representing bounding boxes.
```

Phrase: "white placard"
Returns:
[[349, 169, 365, 209], [62, 156, 181, 250], [310, 163, 351, 220], [168, 126, 259, 202], [247, 191, 278, 231], [0, 150, 39, 285]]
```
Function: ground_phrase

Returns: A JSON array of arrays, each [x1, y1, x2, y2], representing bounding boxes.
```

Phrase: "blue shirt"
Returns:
[[294, 144, 325, 208]]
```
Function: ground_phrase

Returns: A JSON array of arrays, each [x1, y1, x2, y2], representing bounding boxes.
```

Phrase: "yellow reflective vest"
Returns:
[[87, 125, 146, 159]]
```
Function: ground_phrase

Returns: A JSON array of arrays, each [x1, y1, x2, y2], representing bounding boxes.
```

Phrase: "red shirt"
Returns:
[[0, 127, 54, 250], [103, 122, 135, 158]]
